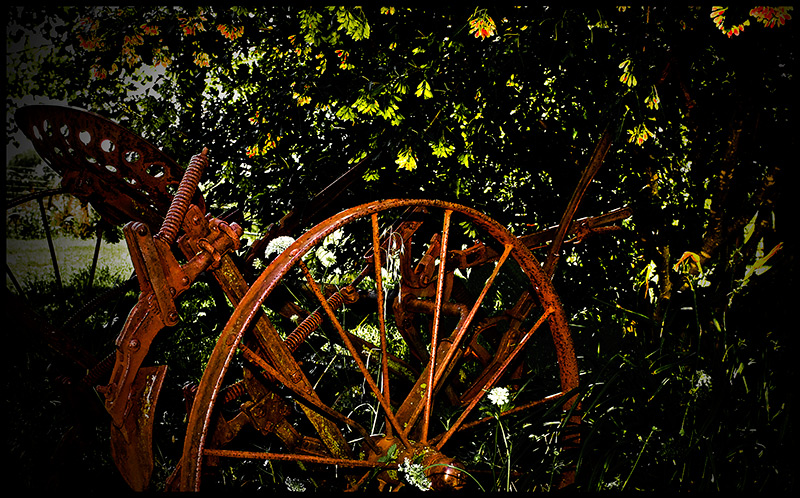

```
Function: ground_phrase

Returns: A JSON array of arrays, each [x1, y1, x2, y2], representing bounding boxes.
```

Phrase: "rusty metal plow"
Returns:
[[10, 106, 629, 491]]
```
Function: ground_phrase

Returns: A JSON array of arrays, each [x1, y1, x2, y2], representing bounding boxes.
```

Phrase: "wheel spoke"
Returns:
[[283, 283, 361, 352], [421, 209, 452, 443], [397, 244, 514, 441], [238, 343, 380, 454], [370, 213, 393, 435], [391, 244, 516, 439], [434, 306, 555, 450], [203, 448, 397, 469], [428, 391, 568, 448], [297, 258, 412, 448], [432, 243, 513, 391]]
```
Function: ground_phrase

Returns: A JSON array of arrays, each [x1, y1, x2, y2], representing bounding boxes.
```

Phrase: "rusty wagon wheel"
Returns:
[[5, 187, 139, 366], [179, 199, 580, 491]]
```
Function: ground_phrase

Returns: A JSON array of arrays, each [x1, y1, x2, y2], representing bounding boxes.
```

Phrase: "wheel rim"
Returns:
[[181, 199, 579, 491]]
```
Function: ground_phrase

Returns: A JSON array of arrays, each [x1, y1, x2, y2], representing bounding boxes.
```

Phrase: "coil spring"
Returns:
[[156, 148, 208, 245], [220, 380, 247, 405], [284, 290, 349, 352]]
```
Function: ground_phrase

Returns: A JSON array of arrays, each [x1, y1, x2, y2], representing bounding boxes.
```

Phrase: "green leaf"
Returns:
[[415, 80, 433, 99], [743, 211, 758, 245], [431, 139, 455, 158], [377, 443, 398, 463], [743, 240, 783, 282], [335, 7, 371, 41], [396, 147, 418, 171], [335, 105, 357, 122], [354, 95, 380, 115]]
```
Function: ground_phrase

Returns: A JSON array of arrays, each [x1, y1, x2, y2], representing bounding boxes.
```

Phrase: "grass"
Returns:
[[6, 236, 137, 492], [6, 236, 134, 288]]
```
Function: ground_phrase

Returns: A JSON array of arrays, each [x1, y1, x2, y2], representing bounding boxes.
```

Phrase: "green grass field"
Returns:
[[6, 236, 134, 289]]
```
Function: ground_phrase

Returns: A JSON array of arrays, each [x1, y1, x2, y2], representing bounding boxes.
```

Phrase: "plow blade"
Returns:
[[110, 364, 167, 491]]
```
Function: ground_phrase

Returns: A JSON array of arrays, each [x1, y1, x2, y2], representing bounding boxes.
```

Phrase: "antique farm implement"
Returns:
[[9, 105, 630, 491]]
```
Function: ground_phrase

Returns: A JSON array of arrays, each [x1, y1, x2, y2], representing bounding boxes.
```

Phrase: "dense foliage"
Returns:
[[6, 5, 795, 492]]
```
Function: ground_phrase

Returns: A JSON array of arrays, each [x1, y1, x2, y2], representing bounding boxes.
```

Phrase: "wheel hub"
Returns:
[[365, 435, 467, 491]]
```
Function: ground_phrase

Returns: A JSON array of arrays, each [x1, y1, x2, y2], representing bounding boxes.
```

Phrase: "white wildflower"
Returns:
[[265, 236, 296, 257], [690, 370, 712, 398], [399, 457, 432, 491], [323, 228, 345, 246], [603, 475, 622, 490], [315, 245, 337, 267], [695, 370, 712, 391], [285, 476, 306, 492], [487, 386, 510, 407]]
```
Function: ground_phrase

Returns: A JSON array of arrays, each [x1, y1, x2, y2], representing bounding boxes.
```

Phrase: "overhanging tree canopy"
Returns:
[[7, 4, 793, 335], [7, 7, 790, 222]]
